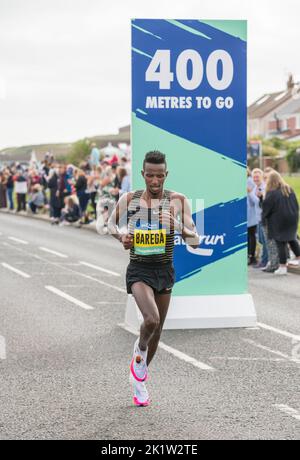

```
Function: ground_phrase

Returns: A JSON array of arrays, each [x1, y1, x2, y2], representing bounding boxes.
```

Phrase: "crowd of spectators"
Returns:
[[247, 167, 300, 275], [0, 146, 131, 231]]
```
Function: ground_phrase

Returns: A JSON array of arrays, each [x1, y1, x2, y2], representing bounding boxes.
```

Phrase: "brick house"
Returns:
[[248, 75, 300, 140]]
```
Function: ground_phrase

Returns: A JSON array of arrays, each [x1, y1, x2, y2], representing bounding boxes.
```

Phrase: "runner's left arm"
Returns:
[[179, 196, 200, 249], [161, 195, 200, 249]]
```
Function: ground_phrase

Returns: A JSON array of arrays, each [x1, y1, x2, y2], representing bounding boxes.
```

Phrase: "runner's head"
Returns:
[[142, 151, 168, 197]]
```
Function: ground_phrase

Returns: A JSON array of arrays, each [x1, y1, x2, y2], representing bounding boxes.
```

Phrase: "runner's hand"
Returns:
[[121, 234, 133, 250]]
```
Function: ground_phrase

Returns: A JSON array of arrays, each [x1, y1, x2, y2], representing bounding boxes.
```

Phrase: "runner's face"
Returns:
[[142, 163, 168, 197]]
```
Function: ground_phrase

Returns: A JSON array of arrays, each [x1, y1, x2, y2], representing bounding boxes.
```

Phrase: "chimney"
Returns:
[[287, 73, 295, 90]]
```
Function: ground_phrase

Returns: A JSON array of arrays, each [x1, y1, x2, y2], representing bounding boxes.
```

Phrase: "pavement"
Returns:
[[0, 211, 299, 440]]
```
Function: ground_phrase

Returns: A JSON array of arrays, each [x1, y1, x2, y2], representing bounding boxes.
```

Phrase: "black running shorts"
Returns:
[[126, 261, 175, 295]]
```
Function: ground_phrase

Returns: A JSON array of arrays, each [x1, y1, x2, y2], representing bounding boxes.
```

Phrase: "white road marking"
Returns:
[[119, 323, 215, 371], [96, 301, 125, 305], [14, 262, 46, 265], [61, 284, 91, 288], [209, 357, 286, 362], [4, 243, 127, 294], [1, 262, 31, 278], [79, 261, 120, 277], [55, 263, 82, 266], [77, 273, 126, 293], [45, 286, 94, 310], [244, 339, 300, 365], [257, 322, 300, 341], [39, 247, 68, 258], [275, 404, 300, 422], [8, 236, 28, 245]]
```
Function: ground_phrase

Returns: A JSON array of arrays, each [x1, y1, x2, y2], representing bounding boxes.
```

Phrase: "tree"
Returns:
[[262, 145, 279, 157], [68, 139, 91, 166], [286, 143, 300, 173]]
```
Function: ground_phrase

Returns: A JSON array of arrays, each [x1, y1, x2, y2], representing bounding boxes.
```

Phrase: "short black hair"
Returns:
[[143, 151, 167, 170]]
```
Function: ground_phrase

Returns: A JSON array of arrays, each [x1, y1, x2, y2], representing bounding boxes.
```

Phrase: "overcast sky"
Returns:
[[0, 0, 299, 150]]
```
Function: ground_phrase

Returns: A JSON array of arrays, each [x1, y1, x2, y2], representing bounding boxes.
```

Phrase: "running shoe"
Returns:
[[130, 374, 150, 407], [274, 266, 288, 275], [130, 339, 148, 382], [288, 259, 300, 267]]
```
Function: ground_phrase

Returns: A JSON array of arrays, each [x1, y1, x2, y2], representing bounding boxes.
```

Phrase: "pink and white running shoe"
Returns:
[[130, 340, 148, 382], [130, 374, 150, 407]]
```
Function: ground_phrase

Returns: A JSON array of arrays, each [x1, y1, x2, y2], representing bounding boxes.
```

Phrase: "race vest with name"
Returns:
[[127, 190, 174, 264], [134, 221, 166, 255]]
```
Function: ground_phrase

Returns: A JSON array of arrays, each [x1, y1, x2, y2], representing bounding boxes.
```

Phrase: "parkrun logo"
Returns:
[[175, 233, 226, 257]]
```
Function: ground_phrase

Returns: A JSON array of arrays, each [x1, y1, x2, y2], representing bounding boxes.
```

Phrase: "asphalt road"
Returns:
[[0, 212, 299, 440]]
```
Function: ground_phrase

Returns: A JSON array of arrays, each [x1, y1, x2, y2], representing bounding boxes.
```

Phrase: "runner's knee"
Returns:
[[144, 314, 160, 332]]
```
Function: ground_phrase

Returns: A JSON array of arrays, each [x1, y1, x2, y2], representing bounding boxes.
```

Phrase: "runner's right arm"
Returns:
[[108, 192, 134, 250]]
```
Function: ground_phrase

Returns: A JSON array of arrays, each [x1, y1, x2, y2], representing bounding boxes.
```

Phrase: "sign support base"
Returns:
[[125, 294, 257, 331]]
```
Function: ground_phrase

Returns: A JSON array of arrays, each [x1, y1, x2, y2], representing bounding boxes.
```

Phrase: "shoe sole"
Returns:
[[133, 396, 150, 407]]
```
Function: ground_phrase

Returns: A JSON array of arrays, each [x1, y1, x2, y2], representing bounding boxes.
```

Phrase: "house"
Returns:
[[248, 74, 300, 140], [268, 97, 300, 141]]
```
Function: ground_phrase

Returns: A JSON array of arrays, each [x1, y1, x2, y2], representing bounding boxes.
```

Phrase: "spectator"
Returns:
[[46, 168, 58, 222], [47, 165, 62, 224], [90, 143, 100, 169], [75, 168, 90, 224], [252, 168, 268, 268], [60, 195, 81, 226], [87, 165, 102, 218], [28, 168, 41, 192], [14, 169, 28, 212], [96, 165, 116, 230], [65, 164, 74, 195], [5, 168, 15, 210], [263, 171, 300, 275], [28, 184, 44, 214], [109, 154, 119, 166], [40, 161, 50, 189], [247, 169, 260, 265], [111, 167, 130, 200], [0, 171, 7, 208], [261, 167, 279, 272]]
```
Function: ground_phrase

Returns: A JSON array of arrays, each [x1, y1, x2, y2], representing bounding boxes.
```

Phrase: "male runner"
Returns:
[[108, 151, 199, 407]]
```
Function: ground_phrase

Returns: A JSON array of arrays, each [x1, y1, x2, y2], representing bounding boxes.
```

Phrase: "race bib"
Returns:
[[134, 220, 166, 255]]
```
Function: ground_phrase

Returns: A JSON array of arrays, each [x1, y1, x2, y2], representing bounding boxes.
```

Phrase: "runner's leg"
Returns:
[[131, 282, 160, 351], [147, 292, 171, 366]]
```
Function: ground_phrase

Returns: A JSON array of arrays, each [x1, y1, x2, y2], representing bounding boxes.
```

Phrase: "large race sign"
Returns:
[[130, 19, 256, 328]]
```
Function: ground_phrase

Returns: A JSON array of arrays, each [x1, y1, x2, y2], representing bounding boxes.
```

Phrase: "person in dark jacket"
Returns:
[[262, 171, 300, 275], [47, 166, 64, 224], [75, 168, 90, 224]]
